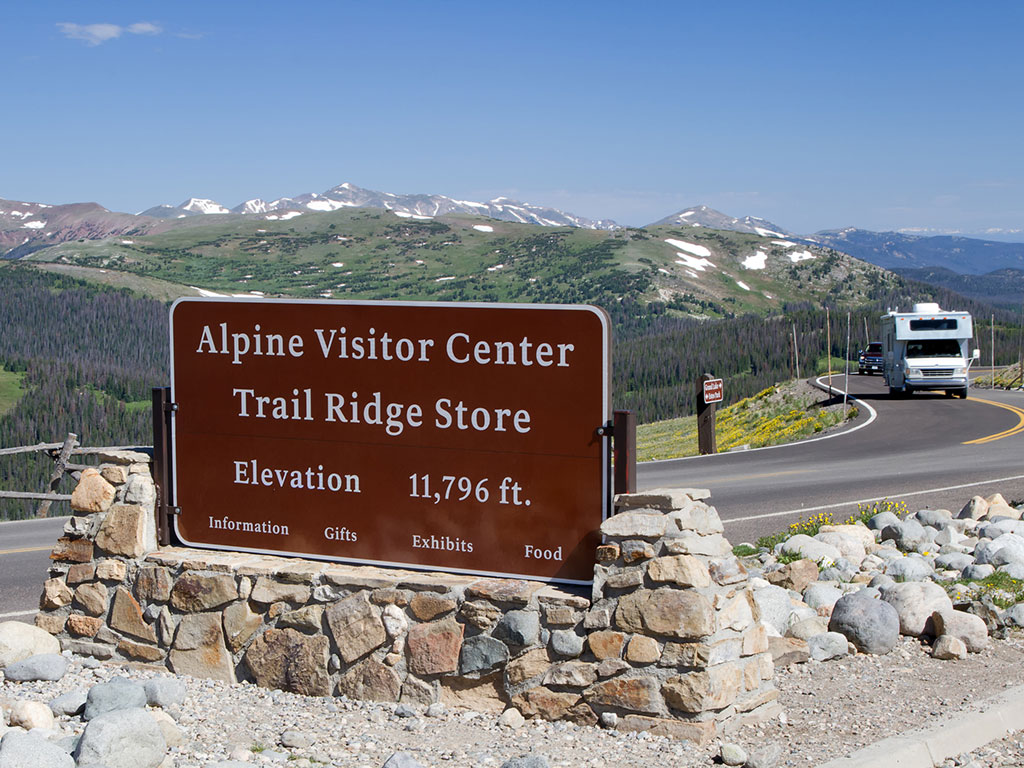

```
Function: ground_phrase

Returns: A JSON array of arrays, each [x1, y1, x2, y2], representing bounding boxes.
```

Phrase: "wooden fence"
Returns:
[[0, 434, 150, 517]]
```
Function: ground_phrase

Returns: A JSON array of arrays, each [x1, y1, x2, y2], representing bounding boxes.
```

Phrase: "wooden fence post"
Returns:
[[35, 432, 78, 518]]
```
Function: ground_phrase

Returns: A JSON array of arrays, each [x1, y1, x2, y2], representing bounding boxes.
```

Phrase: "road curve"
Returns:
[[638, 376, 1024, 545]]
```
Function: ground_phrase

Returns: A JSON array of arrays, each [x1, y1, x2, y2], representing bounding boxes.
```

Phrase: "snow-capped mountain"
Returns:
[[649, 205, 792, 238], [141, 183, 619, 230]]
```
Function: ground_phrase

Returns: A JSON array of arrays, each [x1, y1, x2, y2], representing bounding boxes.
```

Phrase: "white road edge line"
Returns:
[[725, 472, 1024, 525], [643, 376, 878, 465], [0, 610, 38, 620]]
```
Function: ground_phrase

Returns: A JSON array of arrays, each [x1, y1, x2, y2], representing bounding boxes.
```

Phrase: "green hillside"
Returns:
[[25, 208, 899, 316]]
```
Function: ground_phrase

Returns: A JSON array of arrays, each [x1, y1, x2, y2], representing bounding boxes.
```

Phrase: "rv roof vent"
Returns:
[[912, 302, 941, 314]]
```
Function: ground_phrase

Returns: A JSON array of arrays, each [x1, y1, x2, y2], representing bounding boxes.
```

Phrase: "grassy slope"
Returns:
[[0, 367, 24, 416], [23, 208, 900, 316], [638, 380, 855, 460]]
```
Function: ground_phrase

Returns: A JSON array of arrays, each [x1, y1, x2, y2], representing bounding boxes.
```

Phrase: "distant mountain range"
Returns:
[[3, 185, 1024, 289], [139, 182, 618, 230]]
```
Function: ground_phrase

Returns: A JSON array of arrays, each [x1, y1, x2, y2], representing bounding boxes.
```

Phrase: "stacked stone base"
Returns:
[[37, 454, 777, 744]]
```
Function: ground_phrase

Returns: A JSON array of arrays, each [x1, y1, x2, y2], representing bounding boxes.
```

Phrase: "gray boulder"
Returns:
[[143, 677, 187, 709], [963, 563, 995, 580], [802, 583, 844, 614], [2, 653, 67, 682], [828, 592, 899, 654], [73, 708, 166, 768], [932, 610, 989, 653], [884, 555, 934, 582], [867, 511, 900, 531], [880, 581, 953, 636], [460, 635, 510, 675], [83, 676, 148, 720], [935, 552, 974, 572], [999, 563, 1024, 580], [915, 509, 952, 528], [975, 533, 1024, 566], [778, 534, 841, 567], [881, 519, 927, 550], [49, 690, 88, 717], [752, 585, 794, 634], [382, 754, 428, 768], [807, 632, 848, 661], [501, 757, 550, 768], [492, 611, 540, 648], [0, 622, 60, 668], [0, 731, 75, 768]]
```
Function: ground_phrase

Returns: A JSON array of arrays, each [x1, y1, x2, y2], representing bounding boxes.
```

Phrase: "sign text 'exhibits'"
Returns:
[[170, 299, 611, 583]]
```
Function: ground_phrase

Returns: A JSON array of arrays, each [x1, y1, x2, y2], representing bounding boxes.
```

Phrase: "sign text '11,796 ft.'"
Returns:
[[169, 298, 611, 584]]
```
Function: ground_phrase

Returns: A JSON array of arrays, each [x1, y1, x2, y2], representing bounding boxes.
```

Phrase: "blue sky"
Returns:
[[4, 2, 1023, 234]]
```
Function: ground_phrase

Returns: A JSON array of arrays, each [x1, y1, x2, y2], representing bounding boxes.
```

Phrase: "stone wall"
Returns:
[[36, 453, 776, 744]]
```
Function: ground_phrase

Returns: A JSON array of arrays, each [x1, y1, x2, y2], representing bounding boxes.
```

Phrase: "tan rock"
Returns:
[[616, 488, 709, 510], [118, 639, 164, 662], [708, 558, 748, 586], [245, 627, 329, 696], [717, 591, 757, 632], [95, 559, 127, 582], [663, 531, 731, 557], [223, 600, 263, 652], [70, 468, 116, 513], [73, 582, 108, 617], [543, 661, 597, 688], [67, 614, 104, 637], [465, 579, 544, 605], [587, 630, 626, 660], [135, 566, 172, 602], [507, 647, 551, 685], [742, 623, 770, 656], [250, 576, 310, 605], [109, 586, 157, 643], [409, 592, 457, 621], [34, 614, 66, 635], [171, 572, 239, 612], [647, 555, 711, 588], [50, 537, 94, 563], [596, 544, 621, 562], [8, 700, 54, 730], [40, 577, 73, 610], [170, 612, 235, 683], [440, 671, 506, 712], [279, 604, 325, 633], [625, 636, 661, 664], [616, 589, 715, 640], [543, 606, 578, 626], [66, 564, 96, 585], [585, 676, 662, 714], [606, 569, 644, 589], [512, 688, 581, 720], [325, 592, 387, 663], [95, 504, 150, 557], [370, 588, 410, 607], [621, 540, 656, 563], [617, 715, 716, 745], [765, 559, 819, 592], [400, 676, 438, 706], [0, 620, 61, 664], [600, 511, 667, 539], [767, 636, 809, 667], [406, 619, 464, 676], [336, 657, 401, 702], [958, 495, 989, 520], [100, 465, 128, 485], [663, 662, 743, 713], [460, 600, 502, 630], [932, 610, 990, 653]]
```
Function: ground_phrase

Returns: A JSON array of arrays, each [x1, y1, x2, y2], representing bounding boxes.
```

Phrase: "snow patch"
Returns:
[[658, 268, 670, 274], [665, 239, 711, 258], [772, 240, 798, 248], [675, 253, 715, 272], [741, 251, 767, 270], [120, 239, 134, 245], [22, 221, 45, 229], [764, 292, 773, 299], [435, 276, 456, 282], [736, 280, 751, 291], [192, 287, 227, 297], [265, 211, 302, 221], [486, 264, 505, 272], [306, 199, 355, 212], [754, 227, 785, 238], [789, 250, 816, 263], [473, 225, 494, 233], [394, 211, 412, 218], [331, 262, 344, 267]]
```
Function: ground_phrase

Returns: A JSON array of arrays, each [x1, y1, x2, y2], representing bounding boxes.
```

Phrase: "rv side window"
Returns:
[[909, 319, 958, 331], [905, 339, 962, 358]]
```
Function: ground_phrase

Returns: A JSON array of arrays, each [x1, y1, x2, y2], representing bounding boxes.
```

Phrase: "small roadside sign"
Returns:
[[703, 378, 724, 404]]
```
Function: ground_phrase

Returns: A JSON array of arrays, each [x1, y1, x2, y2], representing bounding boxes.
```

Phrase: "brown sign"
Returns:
[[703, 378, 724, 404], [169, 298, 611, 584]]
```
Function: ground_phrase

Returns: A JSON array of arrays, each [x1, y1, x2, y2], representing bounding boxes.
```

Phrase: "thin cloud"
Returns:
[[58, 21, 163, 46]]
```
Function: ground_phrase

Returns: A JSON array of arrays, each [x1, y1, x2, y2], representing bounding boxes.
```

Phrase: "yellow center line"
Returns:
[[963, 397, 1024, 444], [0, 545, 52, 555]]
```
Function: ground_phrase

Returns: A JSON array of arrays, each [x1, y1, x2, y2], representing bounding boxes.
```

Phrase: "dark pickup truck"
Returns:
[[858, 342, 884, 375]]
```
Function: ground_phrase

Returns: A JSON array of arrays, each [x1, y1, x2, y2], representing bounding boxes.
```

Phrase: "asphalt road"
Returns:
[[639, 375, 1024, 545], [0, 515, 66, 620]]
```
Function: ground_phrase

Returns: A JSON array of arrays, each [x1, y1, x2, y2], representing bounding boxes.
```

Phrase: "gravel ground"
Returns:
[[5, 630, 1024, 768]]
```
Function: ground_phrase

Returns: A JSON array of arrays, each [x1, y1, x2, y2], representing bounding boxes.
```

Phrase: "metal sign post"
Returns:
[[697, 374, 722, 455]]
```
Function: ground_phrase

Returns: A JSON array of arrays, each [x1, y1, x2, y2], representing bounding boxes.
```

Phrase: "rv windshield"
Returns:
[[906, 339, 962, 358]]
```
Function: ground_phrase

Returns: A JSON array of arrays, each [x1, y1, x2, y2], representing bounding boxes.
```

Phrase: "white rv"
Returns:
[[880, 303, 978, 398]]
